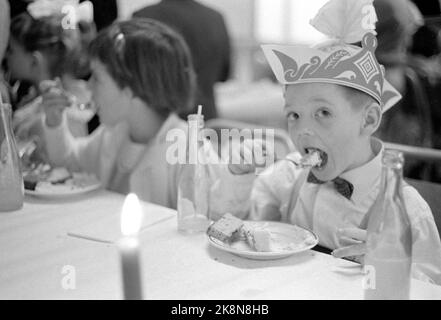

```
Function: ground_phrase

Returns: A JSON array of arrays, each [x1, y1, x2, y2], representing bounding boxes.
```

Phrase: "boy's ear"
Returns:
[[123, 87, 147, 109], [31, 51, 49, 76], [361, 102, 382, 135], [122, 86, 135, 100]]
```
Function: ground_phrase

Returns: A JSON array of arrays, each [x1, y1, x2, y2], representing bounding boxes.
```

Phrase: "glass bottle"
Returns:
[[0, 103, 24, 212], [363, 149, 412, 300], [177, 113, 210, 233]]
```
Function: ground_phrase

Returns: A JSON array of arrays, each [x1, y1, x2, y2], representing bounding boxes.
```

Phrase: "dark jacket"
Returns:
[[134, 0, 231, 120]]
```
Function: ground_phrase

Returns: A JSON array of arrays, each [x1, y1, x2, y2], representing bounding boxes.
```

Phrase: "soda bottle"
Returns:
[[177, 111, 210, 233], [0, 103, 24, 212], [364, 149, 412, 299]]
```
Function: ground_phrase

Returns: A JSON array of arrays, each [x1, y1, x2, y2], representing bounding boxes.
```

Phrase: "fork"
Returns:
[[283, 152, 302, 166], [282, 152, 321, 168]]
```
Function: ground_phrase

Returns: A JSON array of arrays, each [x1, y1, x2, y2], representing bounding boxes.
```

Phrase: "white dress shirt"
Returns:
[[43, 112, 254, 217], [249, 138, 441, 285]]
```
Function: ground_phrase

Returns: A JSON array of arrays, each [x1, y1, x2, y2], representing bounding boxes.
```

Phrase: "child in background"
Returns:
[[41, 18, 253, 216], [245, 0, 441, 284], [6, 5, 95, 140]]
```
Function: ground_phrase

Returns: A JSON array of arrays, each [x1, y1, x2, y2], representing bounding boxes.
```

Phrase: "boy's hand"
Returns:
[[228, 139, 270, 175], [332, 228, 367, 264]]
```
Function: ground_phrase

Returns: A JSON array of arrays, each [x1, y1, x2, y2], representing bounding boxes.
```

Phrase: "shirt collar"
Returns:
[[339, 138, 384, 203], [154, 113, 186, 144]]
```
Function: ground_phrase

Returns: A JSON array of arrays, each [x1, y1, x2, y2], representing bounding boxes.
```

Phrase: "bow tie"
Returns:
[[307, 172, 354, 200]]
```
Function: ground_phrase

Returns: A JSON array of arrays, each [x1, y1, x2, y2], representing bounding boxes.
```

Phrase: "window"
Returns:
[[255, 0, 328, 44]]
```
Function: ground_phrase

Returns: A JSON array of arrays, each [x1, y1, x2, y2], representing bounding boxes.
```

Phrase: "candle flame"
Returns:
[[121, 193, 143, 236]]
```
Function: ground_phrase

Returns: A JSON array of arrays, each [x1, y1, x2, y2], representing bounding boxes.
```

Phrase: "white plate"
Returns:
[[207, 221, 319, 260], [25, 181, 101, 199]]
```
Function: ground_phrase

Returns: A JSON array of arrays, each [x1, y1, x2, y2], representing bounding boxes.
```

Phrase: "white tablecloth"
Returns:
[[0, 190, 440, 300]]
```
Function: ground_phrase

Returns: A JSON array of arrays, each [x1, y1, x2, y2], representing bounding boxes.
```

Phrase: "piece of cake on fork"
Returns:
[[285, 150, 323, 168]]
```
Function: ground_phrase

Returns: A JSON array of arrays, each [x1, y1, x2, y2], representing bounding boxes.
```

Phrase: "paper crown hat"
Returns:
[[262, 0, 402, 112]]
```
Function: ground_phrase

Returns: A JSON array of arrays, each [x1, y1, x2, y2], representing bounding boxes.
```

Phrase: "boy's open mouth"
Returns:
[[304, 147, 328, 170]]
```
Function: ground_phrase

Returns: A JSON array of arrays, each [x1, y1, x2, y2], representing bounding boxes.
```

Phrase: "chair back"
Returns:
[[385, 142, 441, 162], [385, 142, 441, 183]]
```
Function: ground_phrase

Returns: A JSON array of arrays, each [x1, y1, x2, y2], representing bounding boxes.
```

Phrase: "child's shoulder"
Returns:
[[402, 182, 433, 223]]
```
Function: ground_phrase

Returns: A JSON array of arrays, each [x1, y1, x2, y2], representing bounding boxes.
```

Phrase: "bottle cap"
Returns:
[[187, 105, 204, 127], [383, 149, 404, 169]]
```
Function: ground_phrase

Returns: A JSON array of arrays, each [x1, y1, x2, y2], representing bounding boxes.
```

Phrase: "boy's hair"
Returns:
[[89, 18, 197, 117], [284, 83, 378, 110], [10, 12, 91, 79]]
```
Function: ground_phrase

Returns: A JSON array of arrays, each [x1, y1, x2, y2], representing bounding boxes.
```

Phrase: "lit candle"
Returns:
[[118, 193, 143, 300]]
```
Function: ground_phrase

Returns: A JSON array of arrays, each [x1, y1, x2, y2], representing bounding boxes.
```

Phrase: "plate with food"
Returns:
[[23, 166, 101, 198], [207, 213, 319, 260]]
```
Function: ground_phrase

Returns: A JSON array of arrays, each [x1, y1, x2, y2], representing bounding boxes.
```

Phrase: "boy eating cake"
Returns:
[[247, 0, 441, 284]]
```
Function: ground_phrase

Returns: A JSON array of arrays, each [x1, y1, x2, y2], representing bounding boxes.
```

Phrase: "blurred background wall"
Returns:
[[117, 0, 328, 82]]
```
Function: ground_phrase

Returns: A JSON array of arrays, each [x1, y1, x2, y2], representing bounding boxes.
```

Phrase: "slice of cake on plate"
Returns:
[[242, 225, 273, 252], [207, 213, 244, 242], [207, 213, 274, 252]]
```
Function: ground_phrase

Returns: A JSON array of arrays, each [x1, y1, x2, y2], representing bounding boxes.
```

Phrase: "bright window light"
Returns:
[[256, 0, 329, 44], [255, 0, 285, 43]]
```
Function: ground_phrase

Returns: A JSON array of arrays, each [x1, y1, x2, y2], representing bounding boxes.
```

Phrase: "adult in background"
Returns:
[[410, 0, 440, 16], [81, 0, 118, 31], [374, 0, 441, 182], [133, 0, 231, 120]]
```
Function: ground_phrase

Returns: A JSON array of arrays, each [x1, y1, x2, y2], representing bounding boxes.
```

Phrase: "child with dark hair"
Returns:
[[7, 7, 95, 140], [40, 18, 253, 212], [87, 19, 196, 119]]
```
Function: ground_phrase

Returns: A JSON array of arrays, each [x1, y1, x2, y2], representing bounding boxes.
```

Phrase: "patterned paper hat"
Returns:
[[262, 0, 401, 112]]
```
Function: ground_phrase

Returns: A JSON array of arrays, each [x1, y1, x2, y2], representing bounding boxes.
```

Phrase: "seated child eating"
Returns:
[[246, 0, 441, 284], [40, 18, 253, 216], [7, 5, 95, 140]]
